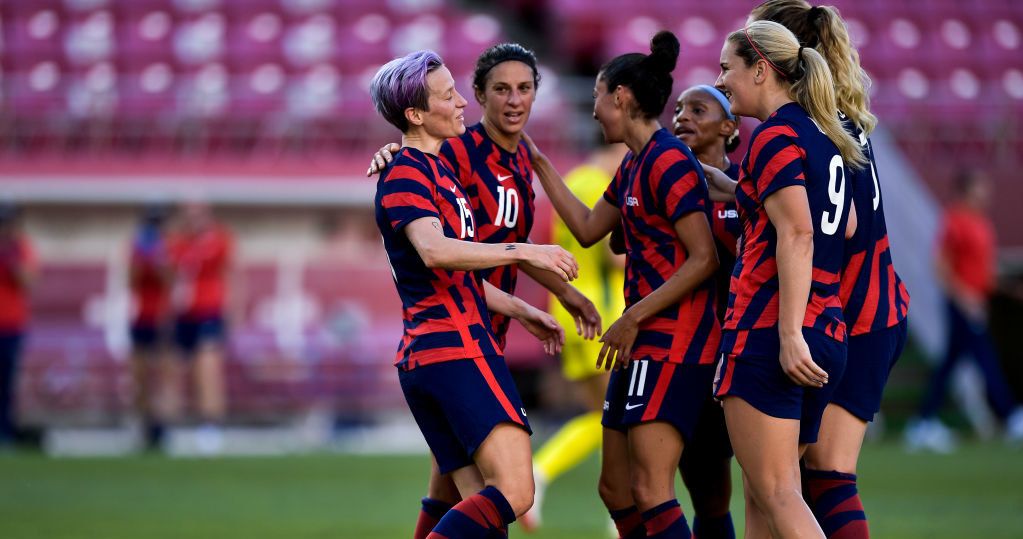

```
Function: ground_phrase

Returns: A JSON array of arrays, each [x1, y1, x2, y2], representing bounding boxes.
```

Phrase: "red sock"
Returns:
[[414, 497, 454, 539]]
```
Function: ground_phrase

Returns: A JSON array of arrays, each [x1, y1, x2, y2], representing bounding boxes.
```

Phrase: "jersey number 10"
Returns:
[[494, 185, 519, 228]]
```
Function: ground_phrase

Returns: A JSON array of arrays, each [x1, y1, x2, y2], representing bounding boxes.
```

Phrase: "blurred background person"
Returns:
[[0, 202, 36, 448], [524, 140, 627, 532], [167, 200, 237, 454], [127, 204, 173, 450], [905, 169, 1023, 452]]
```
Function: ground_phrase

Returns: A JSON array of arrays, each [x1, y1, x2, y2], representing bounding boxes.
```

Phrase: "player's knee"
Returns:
[[743, 474, 799, 512], [497, 482, 534, 517], [598, 473, 627, 508]]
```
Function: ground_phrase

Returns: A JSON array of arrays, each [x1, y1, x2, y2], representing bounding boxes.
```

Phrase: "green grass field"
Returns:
[[1, 442, 1021, 538]]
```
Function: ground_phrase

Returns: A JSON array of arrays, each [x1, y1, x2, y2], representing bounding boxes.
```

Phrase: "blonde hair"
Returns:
[[727, 20, 867, 169], [750, 0, 877, 136]]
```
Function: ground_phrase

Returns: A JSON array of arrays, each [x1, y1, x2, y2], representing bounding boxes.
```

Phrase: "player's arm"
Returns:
[[366, 143, 402, 176], [482, 280, 565, 356], [764, 185, 828, 388], [520, 261, 602, 339], [934, 226, 985, 320], [845, 199, 857, 239], [700, 161, 738, 203], [524, 134, 620, 247], [404, 216, 578, 281], [596, 211, 719, 371]]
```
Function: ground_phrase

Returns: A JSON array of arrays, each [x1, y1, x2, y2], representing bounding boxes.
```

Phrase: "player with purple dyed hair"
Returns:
[[369, 50, 579, 538]]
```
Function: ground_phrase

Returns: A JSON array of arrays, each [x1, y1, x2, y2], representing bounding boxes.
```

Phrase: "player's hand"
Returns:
[[522, 244, 578, 282], [596, 311, 639, 371], [700, 160, 738, 203], [518, 304, 565, 356], [556, 286, 602, 340], [779, 332, 828, 387], [366, 143, 401, 176]]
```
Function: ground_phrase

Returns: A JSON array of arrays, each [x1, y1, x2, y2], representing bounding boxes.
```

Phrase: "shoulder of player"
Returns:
[[381, 148, 436, 182]]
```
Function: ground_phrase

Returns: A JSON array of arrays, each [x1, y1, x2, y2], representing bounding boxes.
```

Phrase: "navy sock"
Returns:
[[427, 486, 515, 539], [692, 512, 735, 539], [804, 469, 868, 539], [414, 497, 454, 539], [642, 499, 691, 539], [609, 505, 645, 539]]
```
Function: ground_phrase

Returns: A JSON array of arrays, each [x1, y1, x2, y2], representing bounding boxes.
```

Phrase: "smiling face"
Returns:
[[592, 76, 625, 143], [672, 87, 735, 155], [714, 39, 758, 119], [418, 65, 468, 139], [476, 60, 536, 136]]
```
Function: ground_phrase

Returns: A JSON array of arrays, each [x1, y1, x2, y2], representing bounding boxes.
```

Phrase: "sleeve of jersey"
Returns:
[[380, 164, 441, 232], [601, 160, 627, 207], [749, 125, 806, 201], [652, 149, 707, 222]]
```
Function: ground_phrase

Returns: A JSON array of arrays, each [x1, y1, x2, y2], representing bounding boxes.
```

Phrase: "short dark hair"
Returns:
[[472, 43, 541, 91]]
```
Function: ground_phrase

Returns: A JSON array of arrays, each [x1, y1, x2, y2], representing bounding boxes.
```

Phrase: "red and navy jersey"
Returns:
[[602, 128, 720, 365], [724, 103, 851, 344], [375, 147, 502, 370], [837, 117, 909, 335], [439, 122, 536, 348], [712, 162, 742, 324]]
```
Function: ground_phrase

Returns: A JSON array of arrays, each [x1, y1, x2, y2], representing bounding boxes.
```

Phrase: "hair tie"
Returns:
[[744, 26, 787, 80], [695, 84, 734, 120]]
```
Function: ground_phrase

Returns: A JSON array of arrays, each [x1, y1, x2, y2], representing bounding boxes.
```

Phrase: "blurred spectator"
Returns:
[[0, 203, 37, 447], [905, 169, 1023, 451], [167, 201, 237, 454], [128, 204, 173, 449]]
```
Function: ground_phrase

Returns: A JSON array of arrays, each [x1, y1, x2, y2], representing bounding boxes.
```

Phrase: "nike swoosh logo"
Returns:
[[497, 174, 513, 183], [624, 402, 644, 410]]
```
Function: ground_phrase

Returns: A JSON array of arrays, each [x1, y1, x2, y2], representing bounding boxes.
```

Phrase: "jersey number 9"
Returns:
[[820, 154, 847, 236]]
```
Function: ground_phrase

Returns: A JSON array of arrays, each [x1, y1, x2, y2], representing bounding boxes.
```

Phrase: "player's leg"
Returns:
[[680, 383, 734, 539], [802, 405, 868, 539], [431, 422, 532, 539], [599, 426, 644, 539], [629, 420, 691, 538], [724, 396, 824, 539], [0, 333, 22, 442], [413, 455, 462, 539]]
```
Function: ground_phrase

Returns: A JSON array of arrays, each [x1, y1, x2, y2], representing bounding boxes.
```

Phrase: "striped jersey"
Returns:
[[711, 162, 742, 324], [602, 127, 720, 365], [375, 147, 502, 370], [439, 122, 535, 348], [723, 103, 851, 344], [837, 116, 909, 335]]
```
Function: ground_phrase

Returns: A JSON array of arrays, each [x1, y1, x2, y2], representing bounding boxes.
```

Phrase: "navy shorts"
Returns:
[[713, 327, 847, 444], [131, 324, 168, 349], [603, 359, 718, 443], [683, 386, 733, 460], [398, 356, 531, 475], [830, 318, 908, 422], [174, 316, 225, 354]]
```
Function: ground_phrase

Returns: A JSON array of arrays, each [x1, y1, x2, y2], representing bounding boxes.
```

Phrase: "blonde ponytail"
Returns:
[[727, 20, 867, 169], [750, 0, 878, 136]]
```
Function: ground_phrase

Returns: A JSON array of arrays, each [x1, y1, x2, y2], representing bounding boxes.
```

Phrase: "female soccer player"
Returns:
[[711, 20, 865, 539], [748, 3, 911, 536], [367, 43, 603, 537], [670, 84, 745, 539], [370, 49, 578, 539], [530, 31, 721, 538]]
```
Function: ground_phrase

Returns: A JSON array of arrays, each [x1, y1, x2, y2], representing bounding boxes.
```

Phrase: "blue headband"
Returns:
[[695, 85, 734, 120]]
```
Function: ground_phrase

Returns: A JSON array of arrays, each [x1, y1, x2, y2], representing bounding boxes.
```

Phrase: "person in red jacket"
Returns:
[[907, 169, 1023, 450], [0, 203, 37, 446], [167, 201, 237, 453]]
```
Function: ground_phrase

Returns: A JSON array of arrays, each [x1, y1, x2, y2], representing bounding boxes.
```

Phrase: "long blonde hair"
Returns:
[[750, 0, 877, 136], [727, 21, 867, 169]]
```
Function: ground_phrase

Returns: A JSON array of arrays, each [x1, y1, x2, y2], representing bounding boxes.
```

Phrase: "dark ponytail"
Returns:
[[599, 30, 680, 119]]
